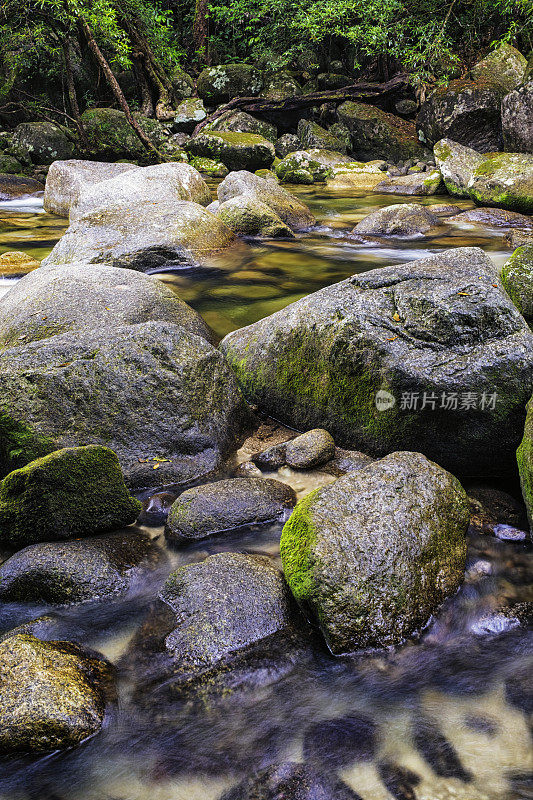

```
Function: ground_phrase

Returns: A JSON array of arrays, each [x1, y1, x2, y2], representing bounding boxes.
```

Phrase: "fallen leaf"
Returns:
[[392, 312, 400, 322], [387, 336, 398, 342]]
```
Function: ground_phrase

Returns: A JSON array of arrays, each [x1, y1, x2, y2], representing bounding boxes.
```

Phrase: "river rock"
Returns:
[[165, 477, 296, 542], [374, 170, 444, 195], [297, 119, 347, 153], [275, 151, 331, 184], [434, 138, 484, 198], [220, 247, 533, 476], [0, 445, 141, 548], [285, 429, 335, 469], [43, 159, 139, 217], [354, 203, 440, 237], [189, 157, 229, 177], [155, 552, 301, 680], [80, 107, 166, 159], [11, 122, 75, 164], [470, 43, 527, 93], [206, 110, 277, 143], [0, 634, 113, 753], [221, 762, 362, 800], [517, 395, 533, 529], [197, 64, 263, 103], [0, 174, 43, 200], [505, 230, 533, 248], [0, 321, 248, 488], [217, 196, 293, 238], [0, 532, 162, 604], [325, 161, 387, 191], [170, 65, 194, 100], [173, 98, 207, 133], [261, 72, 302, 100], [275, 133, 301, 158], [501, 245, 533, 322], [0, 263, 212, 347], [447, 208, 533, 229], [502, 82, 533, 153], [186, 131, 275, 171], [217, 170, 315, 230], [417, 79, 506, 151], [337, 102, 425, 162], [0, 251, 39, 276], [42, 167, 236, 271], [303, 713, 377, 767], [467, 152, 533, 214], [280, 451, 470, 652]]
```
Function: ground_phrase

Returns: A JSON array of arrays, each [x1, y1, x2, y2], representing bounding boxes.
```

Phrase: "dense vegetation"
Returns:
[[0, 0, 531, 127]]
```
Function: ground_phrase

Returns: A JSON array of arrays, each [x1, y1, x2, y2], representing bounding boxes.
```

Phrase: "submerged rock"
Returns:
[[217, 170, 315, 231], [0, 634, 113, 753], [501, 245, 533, 321], [217, 196, 293, 238], [353, 203, 440, 237], [186, 131, 275, 171], [303, 713, 377, 767], [0, 446, 141, 547], [517, 395, 533, 530], [11, 122, 75, 164], [337, 102, 425, 162], [0, 321, 249, 488], [165, 477, 296, 542], [447, 207, 533, 229], [220, 247, 533, 476], [280, 452, 470, 652], [44, 159, 139, 217], [0, 174, 43, 200], [284, 429, 335, 469], [221, 762, 362, 800], [0, 263, 213, 347], [412, 713, 472, 781], [0, 532, 162, 604]]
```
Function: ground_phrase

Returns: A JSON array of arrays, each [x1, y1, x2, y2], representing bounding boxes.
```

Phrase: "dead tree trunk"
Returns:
[[62, 37, 89, 149], [192, 0, 209, 64]]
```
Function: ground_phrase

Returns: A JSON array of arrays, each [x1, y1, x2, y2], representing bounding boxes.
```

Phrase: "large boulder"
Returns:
[[434, 138, 485, 197], [217, 171, 315, 231], [80, 108, 166, 160], [0, 446, 141, 547], [165, 477, 296, 542], [217, 196, 293, 238], [170, 66, 194, 100], [501, 245, 533, 322], [172, 98, 207, 133], [275, 151, 331, 184], [197, 64, 263, 104], [186, 131, 275, 171], [353, 203, 440, 237], [517, 396, 533, 529], [0, 174, 43, 200], [11, 122, 75, 164], [280, 451, 470, 652], [0, 532, 161, 603], [417, 79, 506, 152], [41, 164, 237, 272], [0, 263, 213, 347], [44, 159, 139, 217], [205, 110, 277, 143], [297, 119, 347, 153], [470, 43, 527, 93], [502, 82, 533, 153], [0, 634, 113, 753], [325, 160, 387, 191], [468, 152, 533, 213], [337, 102, 425, 162], [220, 247, 533, 477], [0, 321, 249, 487], [261, 72, 302, 100]]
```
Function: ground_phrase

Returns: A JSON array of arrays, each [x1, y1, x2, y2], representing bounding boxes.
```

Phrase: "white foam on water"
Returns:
[[0, 195, 45, 213]]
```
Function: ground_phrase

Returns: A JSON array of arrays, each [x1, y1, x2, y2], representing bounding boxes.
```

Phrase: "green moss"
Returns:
[[517, 401, 533, 529], [501, 245, 533, 319], [280, 488, 320, 605], [0, 413, 57, 477]]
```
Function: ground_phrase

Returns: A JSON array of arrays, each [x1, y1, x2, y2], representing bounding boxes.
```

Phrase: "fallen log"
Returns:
[[192, 73, 410, 136]]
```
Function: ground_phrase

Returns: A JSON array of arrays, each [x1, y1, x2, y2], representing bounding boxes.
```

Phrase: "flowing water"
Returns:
[[0, 187, 531, 800]]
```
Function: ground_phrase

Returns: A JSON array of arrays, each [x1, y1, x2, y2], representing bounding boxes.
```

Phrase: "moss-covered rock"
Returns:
[[502, 82, 533, 154], [433, 138, 485, 197], [189, 156, 229, 177], [0, 251, 39, 277], [205, 110, 277, 143], [0, 634, 113, 753], [374, 169, 444, 196], [354, 203, 440, 237], [0, 322, 249, 488], [197, 64, 263, 104], [280, 451, 470, 652], [517, 395, 533, 530], [0, 445, 141, 547], [468, 152, 533, 213], [297, 119, 347, 154], [217, 170, 315, 230], [11, 122, 75, 165], [165, 477, 296, 542], [0, 174, 43, 200], [337, 102, 425, 162], [501, 245, 533, 322], [173, 98, 207, 134], [470, 43, 527, 93], [275, 151, 332, 183], [285, 429, 335, 469], [0, 153, 23, 173], [260, 72, 302, 100], [170, 66, 194, 100], [44, 159, 139, 217], [186, 130, 275, 171], [219, 247, 533, 477], [275, 133, 301, 158], [0, 262, 213, 347], [80, 108, 166, 160], [325, 160, 387, 191], [417, 79, 506, 152], [317, 72, 352, 90], [0, 532, 162, 603], [217, 195, 293, 237]]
